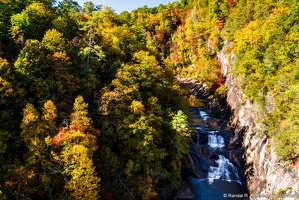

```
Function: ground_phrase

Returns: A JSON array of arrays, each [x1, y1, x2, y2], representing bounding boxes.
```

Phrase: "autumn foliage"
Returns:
[[2, 0, 298, 199]]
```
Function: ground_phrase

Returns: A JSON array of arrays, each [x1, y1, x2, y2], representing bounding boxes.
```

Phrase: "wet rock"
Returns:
[[184, 152, 202, 179], [206, 118, 219, 129], [174, 180, 194, 200], [185, 143, 211, 178]]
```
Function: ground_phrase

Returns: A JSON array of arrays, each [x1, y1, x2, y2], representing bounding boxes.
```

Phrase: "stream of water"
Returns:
[[186, 107, 248, 200]]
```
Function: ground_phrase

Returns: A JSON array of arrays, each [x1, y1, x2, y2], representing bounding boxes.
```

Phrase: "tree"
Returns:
[[10, 2, 53, 45], [168, 110, 191, 187], [41, 29, 66, 53], [77, 5, 106, 70], [14, 39, 52, 103], [19, 100, 58, 198], [0, 57, 14, 111], [0, 0, 16, 44], [47, 51, 79, 114], [14, 33, 80, 111], [60, 141, 100, 199], [82, 1, 102, 14], [52, 96, 100, 199], [54, 0, 81, 40], [99, 51, 188, 198], [0, 56, 28, 198]]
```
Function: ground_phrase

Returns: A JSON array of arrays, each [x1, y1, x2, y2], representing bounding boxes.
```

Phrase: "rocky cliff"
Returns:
[[218, 45, 299, 198]]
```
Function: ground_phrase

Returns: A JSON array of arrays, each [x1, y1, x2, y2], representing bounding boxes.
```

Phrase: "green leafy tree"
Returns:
[[54, 0, 81, 40], [0, 57, 14, 115], [41, 29, 66, 53], [168, 110, 191, 187], [0, 0, 16, 43], [10, 2, 53, 45], [14, 33, 79, 111], [14, 39, 52, 102]]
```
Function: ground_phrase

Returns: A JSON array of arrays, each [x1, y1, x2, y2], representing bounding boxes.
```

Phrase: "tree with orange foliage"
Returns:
[[52, 96, 100, 199]]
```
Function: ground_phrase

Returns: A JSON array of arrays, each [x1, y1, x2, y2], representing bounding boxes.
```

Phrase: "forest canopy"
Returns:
[[0, 0, 298, 199]]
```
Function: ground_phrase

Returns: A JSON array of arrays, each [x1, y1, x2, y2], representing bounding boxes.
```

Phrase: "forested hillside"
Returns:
[[0, 0, 298, 199], [0, 0, 195, 199]]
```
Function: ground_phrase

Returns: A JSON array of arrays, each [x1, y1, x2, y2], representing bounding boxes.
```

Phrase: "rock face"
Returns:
[[218, 46, 299, 197]]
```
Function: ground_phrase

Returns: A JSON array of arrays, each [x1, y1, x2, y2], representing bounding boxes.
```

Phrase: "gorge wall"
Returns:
[[218, 45, 299, 197]]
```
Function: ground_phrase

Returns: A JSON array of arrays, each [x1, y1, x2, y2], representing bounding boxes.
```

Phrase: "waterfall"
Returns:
[[190, 108, 209, 121], [207, 131, 241, 184], [207, 155, 242, 184], [199, 111, 209, 121], [183, 107, 246, 200], [208, 132, 225, 149]]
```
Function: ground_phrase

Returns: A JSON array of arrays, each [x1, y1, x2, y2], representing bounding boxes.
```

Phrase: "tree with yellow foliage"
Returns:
[[99, 51, 188, 198], [52, 96, 100, 199], [17, 100, 58, 198]]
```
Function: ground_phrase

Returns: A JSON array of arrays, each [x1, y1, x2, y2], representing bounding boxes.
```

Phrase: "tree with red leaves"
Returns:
[[52, 96, 100, 199]]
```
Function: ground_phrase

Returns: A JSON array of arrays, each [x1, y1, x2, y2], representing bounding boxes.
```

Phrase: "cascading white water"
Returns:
[[208, 132, 225, 148], [199, 111, 209, 121], [185, 107, 247, 200], [207, 155, 242, 184], [207, 131, 241, 184]]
